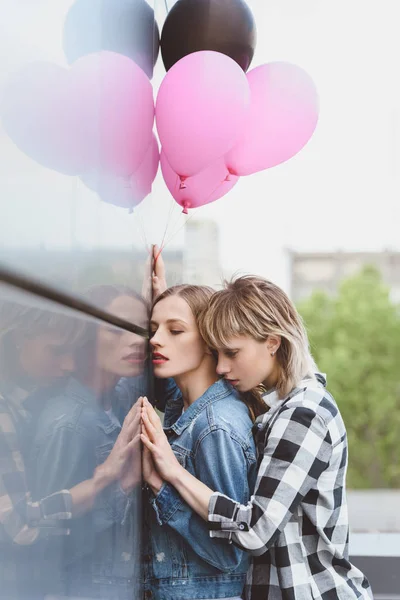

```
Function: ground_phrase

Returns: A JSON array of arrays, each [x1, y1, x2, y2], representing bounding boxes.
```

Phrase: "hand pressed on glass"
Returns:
[[140, 396, 183, 485]]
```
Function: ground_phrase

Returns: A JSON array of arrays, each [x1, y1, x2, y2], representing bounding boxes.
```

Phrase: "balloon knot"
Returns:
[[182, 201, 190, 214], [225, 173, 232, 182], [179, 181, 187, 190]]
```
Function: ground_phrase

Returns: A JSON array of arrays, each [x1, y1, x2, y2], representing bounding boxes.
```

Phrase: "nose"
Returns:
[[216, 356, 230, 377], [126, 332, 142, 346], [149, 330, 162, 348], [60, 353, 75, 373]]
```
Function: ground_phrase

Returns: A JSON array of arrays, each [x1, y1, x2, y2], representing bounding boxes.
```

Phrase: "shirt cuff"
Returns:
[[149, 482, 184, 526], [208, 492, 249, 540], [33, 490, 73, 521]]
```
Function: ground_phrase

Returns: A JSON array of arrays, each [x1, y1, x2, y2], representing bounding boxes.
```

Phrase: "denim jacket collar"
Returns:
[[163, 378, 234, 435]]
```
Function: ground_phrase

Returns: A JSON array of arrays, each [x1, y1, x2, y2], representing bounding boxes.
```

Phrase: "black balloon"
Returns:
[[63, 0, 160, 78], [161, 0, 257, 72]]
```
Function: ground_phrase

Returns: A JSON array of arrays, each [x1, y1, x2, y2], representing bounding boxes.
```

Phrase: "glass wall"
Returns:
[[0, 1, 160, 598]]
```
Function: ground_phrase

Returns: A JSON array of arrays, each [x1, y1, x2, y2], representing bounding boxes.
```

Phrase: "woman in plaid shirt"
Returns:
[[141, 275, 373, 600]]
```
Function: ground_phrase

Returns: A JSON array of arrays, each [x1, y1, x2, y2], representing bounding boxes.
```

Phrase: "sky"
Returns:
[[0, 0, 399, 291]]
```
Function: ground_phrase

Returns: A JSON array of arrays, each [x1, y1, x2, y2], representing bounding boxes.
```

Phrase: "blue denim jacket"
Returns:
[[144, 378, 257, 600], [26, 377, 141, 599]]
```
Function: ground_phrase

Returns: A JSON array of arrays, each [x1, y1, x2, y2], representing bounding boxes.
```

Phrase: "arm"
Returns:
[[0, 399, 137, 545], [0, 401, 72, 544], [35, 418, 138, 528], [150, 428, 254, 572], [142, 401, 332, 556]]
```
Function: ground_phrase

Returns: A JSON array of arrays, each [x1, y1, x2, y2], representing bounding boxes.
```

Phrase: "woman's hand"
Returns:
[[142, 446, 164, 495], [99, 402, 139, 487], [152, 245, 167, 299], [140, 397, 183, 484]]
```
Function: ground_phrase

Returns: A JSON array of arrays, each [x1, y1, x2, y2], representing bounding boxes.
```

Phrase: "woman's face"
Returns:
[[150, 295, 208, 379], [96, 295, 147, 378], [215, 334, 280, 393]]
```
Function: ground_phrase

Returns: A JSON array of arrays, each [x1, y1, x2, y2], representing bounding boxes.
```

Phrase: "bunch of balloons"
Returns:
[[157, 0, 319, 213], [0, 0, 320, 213]]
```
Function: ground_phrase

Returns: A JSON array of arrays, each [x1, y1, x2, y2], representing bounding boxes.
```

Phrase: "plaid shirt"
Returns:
[[0, 390, 72, 546], [208, 376, 373, 600]]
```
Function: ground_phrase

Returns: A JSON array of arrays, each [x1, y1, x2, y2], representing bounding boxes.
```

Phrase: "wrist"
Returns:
[[147, 474, 164, 495], [93, 463, 114, 492], [168, 464, 185, 489], [149, 480, 163, 495]]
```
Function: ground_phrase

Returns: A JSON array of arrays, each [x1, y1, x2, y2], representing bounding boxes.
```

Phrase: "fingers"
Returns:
[[140, 433, 156, 453], [142, 398, 163, 430], [141, 410, 157, 442]]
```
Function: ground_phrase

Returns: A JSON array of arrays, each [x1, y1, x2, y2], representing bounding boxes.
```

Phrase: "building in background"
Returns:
[[183, 219, 223, 287], [288, 249, 400, 303]]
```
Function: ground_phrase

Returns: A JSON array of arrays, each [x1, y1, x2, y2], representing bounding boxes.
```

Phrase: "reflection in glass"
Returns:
[[0, 286, 148, 599]]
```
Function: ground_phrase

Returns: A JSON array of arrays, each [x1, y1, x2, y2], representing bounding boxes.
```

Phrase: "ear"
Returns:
[[267, 335, 281, 356]]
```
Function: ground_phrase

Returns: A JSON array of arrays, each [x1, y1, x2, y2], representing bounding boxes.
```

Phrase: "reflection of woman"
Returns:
[[0, 300, 137, 600], [29, 285, 147, 599], [141, 276, 373, 600], [141, 282, 262, 600]]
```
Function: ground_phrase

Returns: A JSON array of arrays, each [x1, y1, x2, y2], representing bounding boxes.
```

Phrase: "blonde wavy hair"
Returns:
[[199, 275, 317, 400]]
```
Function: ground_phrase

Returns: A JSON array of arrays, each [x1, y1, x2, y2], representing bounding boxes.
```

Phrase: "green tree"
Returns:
[[298, 266, 400, 489]]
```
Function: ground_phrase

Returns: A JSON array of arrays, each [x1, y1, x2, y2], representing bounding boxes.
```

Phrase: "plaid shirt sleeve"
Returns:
[[208, 405, 332, 556], [0, 399, 73, 545]]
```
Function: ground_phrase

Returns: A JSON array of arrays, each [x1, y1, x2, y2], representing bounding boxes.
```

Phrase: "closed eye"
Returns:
[[170, 330, 183, 335]]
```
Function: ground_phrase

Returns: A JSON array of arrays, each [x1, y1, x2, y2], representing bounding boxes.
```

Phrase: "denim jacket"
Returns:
[[26, 377, 140, 599], [144, 378, 257, 600]]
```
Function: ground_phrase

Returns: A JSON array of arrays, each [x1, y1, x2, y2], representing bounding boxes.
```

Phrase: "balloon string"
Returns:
[[162, 207, 200, 250], [134, 207, 150, 253], [164, 0, 169, 13], [158, 190, 178, 254]]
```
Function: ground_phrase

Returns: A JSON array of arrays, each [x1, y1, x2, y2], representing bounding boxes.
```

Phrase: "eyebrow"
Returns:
[[150, 319, 188, 326]]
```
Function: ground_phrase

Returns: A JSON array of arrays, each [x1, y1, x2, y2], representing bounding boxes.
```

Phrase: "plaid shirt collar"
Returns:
[[261, 372, 327, 409]]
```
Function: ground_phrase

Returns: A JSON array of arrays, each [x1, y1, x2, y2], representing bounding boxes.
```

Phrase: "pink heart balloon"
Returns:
[[69, 51, 155, 178], [160, 149, 239, 213], [1, 61, 89, 175], [225, 62, 319, 176]]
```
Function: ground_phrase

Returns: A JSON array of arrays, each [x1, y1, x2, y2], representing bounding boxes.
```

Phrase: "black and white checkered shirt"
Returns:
[[208, 376, 373, 599]]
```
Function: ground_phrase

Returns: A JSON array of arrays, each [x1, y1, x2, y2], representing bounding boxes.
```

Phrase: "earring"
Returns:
[[271, 351, 275, 357]]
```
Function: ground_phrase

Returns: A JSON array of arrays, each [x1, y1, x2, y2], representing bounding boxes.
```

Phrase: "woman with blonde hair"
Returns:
[[141, 275, 373, 600], [141, 280, 259, 600]]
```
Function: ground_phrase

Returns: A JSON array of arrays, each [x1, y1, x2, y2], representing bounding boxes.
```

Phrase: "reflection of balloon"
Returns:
[[70, 51, 154, 178], [132, 134, 159, 198], [160, 150, 238, 213], [161, 0, 256, 72], [226, 62, 319, 176], [63, 0, 159, 78], [82, 134, 159, 209], [1, 62, 88, 175], [156, 51, 250, 179]]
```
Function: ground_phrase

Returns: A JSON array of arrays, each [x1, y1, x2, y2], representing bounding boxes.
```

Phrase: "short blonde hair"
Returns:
[[199, 275, 317, 398]]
